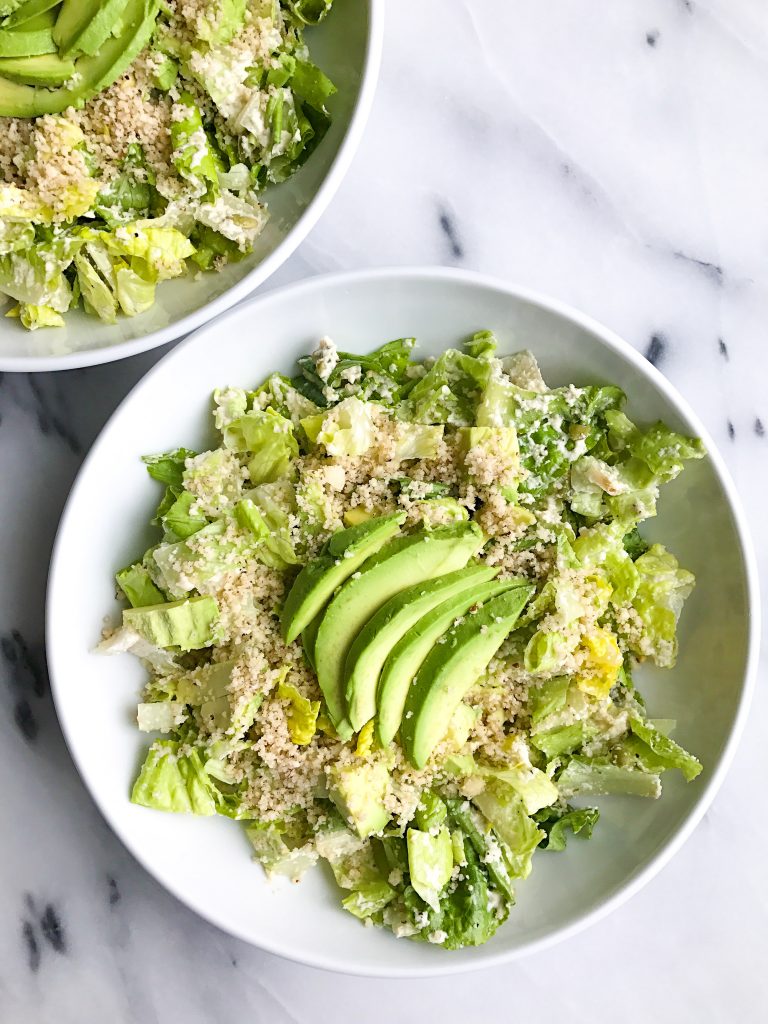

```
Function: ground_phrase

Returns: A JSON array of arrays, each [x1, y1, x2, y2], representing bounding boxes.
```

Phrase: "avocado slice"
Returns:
[[0, 51, 75, 84], [2, 0, 61, 29], [54, 0, 131, 57], [281, 512, 405, 644], [123, 595, 219, 652], [344, 563, 498, 733], [301, 614, 321, 670], [375, 578, 519, 747], [399, 585, 534, 768], [328, 761, 390, 839], [0, 9, 55, 56], [0, 0, 159, 116], [315, 522, 485, 738]]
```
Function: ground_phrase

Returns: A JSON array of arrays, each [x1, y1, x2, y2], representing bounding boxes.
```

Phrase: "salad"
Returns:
[[101, 331, 706, 950], [0, 0, 336, 331]]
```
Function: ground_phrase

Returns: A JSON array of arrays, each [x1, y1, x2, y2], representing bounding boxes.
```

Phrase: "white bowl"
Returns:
[[47, 269, 760, 976], [0, 0, 383, 373]]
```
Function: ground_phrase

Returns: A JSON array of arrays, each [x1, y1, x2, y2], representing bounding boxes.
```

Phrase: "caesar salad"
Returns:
[[101, 331, 705, 949]]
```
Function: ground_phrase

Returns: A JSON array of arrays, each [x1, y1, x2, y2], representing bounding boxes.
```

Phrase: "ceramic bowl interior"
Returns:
[[47, 269, 758, 976], [0, 0, 382, 371]]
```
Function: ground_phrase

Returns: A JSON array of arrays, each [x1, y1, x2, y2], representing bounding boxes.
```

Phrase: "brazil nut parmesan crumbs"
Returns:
[[102, 329, 705, 950]]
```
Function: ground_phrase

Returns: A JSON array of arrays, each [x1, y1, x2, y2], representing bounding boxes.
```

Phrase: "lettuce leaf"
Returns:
[[246, 821, 318, 882], [470, 783, 544, 880], [292, 337, 416, 408], [400, 344, 493, 426], [626, 717, 702, 781], [557, 757, 661, 799], [533, 803, 599, 851], [161, 490, 208, 541], [131, 740, 220, 815], [628, 544, 695, 667], [222, 408, 298, 483], [342, 881, 397, 920], [302, 396, 377, 457], [278, 679, 320, 745], [116, 562, 166, 608], [142, 448, 197, 489]]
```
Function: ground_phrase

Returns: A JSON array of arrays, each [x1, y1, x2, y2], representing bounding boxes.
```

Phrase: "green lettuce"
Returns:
[[0, 220, 34, 254], [182, 448, 243, 515], [400, 342, 494, 426], [151, 519, 255, 597], [533, 803, 600, 851], [246, 821, 318, 882], [131, 740, 220, 815], [16, 303, 64, 329], [94, 143, 161, 223], [406, 826, 453, 911], [247, 479, 299, 568], [627, 544, 695, 667], [528, 676, 570, 726], [287, 0, 334, 25], [470, 784, 544, 880], [342, 881, 397, 920], [625, 717, 702, 781], [606, 410, 705, 482], [161, 490, 208, 541], [531, 721, 598, 760], [557, 757, 661, 799], [142, 448, 197, 489], [222, 408, 298, 483], [573, 520, 639, 605], [0, 236, 81, 312], [277, 679, 320, 745], [252, 372, 320, 427], [193, 0, 246, 44], [302, 396, 377, 457], [170, 93, 221, 198], [116, 562, 166, 608], [403, 837, 505, 950], [105, 223, 195, 281], [292, 337, 416, 408]]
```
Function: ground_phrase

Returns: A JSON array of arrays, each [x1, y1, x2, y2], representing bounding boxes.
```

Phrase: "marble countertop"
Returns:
[[1, 1, 767, 1020]]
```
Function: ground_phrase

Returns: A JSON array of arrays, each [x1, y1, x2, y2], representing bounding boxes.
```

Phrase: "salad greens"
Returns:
[[102, 330, 705, 949], [0, 0, 337, 331]]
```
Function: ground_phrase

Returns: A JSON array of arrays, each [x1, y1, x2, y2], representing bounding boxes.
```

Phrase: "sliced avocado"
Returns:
[[0, 9, 55, 56], [328, 761, 390, 839], [0, 51, 76, 84], [315, 522, 485, 738], [301, 614, 321, 670], [123, 595, 219, 652], [0, 0, 159, 116], [54, 0, 130, 57], [376, 578, 522, 747], [443, 701, 479, 749], [400, 585, 534, 769], [280, 512, 405, 644], [1, 0, 61, 30], [344, 563, 497, 733]]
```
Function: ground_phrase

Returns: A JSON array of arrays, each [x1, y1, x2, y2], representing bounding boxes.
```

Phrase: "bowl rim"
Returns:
[[0, 0, 385, 375], [46, 266, 761, 977]]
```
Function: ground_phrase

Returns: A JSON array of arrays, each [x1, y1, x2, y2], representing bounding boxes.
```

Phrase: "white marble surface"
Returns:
[[1, 1, 767, 1020]]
